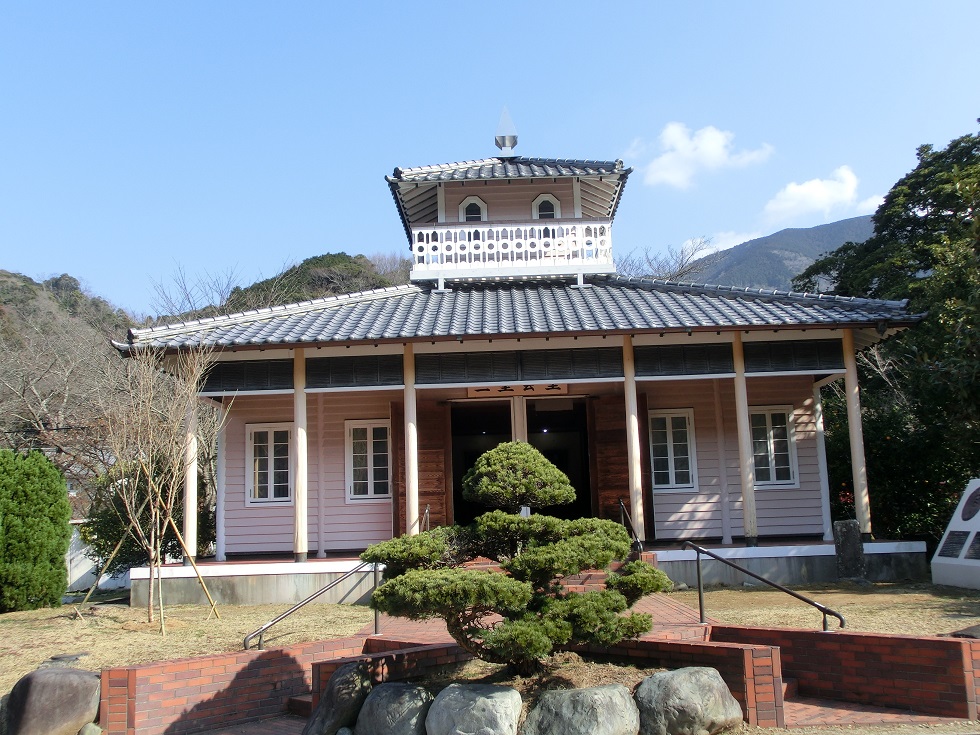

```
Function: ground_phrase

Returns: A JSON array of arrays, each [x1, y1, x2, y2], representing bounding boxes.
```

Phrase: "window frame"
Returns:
[[245, 422, 294, 506], [749, 405, 799, 488], [458, 196, 488, 223], [532, 193, 562, 220], [647, 408, 699, 491], [345, 419, 393, 504]]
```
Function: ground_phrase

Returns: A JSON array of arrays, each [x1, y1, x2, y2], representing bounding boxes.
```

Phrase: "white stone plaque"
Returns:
[[931, 478, 980, 589]]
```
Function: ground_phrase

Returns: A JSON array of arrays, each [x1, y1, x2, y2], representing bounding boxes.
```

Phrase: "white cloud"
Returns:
[[703, 231, 763, 254], [857, 194, 884, 214], [641, 122, 773, 189], [763, 166, 860, 222]]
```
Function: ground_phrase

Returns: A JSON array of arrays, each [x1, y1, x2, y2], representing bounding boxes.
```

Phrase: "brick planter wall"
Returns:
[[100, 636, 367, 735], [711, 625, 980, 720]]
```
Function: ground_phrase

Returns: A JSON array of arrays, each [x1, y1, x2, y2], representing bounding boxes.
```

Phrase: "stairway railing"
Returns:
[[243, 560, 381, 650], [682, 541, 846, 631], [618, 498, 644, 554]]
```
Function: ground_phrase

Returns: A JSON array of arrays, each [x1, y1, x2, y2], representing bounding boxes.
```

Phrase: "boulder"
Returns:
[[522, 684, 639, 735], [634, 667, 742, 735], [77, 725, 102, 735], [353, 683, 433, 735], [302, 662, 373, 735], [5, 668, 101, 735], [425, 683, 522, 735]]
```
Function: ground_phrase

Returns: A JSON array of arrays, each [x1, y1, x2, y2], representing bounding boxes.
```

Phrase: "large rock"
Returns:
[[5, 668, 101, 735], [425, 683, 522, 735], [522, 684, 639, 735], [353, 683, 433, 735], [634, 667, 742, 735], [302, 662, 373, 735]]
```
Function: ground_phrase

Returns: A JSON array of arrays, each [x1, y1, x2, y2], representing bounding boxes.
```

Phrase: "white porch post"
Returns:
[[215, 400, 226, 562], [713, 379, 733, 545], [732, 333, 759, 546], [293, 348, 308, 562], [404, 343, 420, 536], [182, 399, 198, 565], [813, 383, 834, 542], [623, 336, 646, 542], [842, 328, 872, 540]]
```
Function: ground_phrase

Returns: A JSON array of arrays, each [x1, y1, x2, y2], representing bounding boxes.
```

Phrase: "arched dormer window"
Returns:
[[532, 193, 561, 220], [459, 196, 487, 222]]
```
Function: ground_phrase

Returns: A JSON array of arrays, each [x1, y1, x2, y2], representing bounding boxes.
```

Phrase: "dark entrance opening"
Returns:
[[451, 401, 512, 525], [527, 398, 592, 520]]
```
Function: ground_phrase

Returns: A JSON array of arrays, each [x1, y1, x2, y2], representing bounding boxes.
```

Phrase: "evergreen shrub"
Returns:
[[363, 441, 672, 674], [0, 449, 72, 612]]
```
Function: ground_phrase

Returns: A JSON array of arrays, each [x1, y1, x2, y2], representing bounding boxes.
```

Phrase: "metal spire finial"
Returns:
[[495, 107, 518, 156]]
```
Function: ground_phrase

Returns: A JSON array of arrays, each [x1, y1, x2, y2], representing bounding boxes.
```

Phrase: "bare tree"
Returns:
[[149, 263, 299, 322], [369, 251, 414, 285], [95, 346, 221, 628], [615, 236, 720, 282]]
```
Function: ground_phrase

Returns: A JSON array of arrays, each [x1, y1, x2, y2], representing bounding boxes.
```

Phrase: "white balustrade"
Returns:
[[408, 220, 615, 281]]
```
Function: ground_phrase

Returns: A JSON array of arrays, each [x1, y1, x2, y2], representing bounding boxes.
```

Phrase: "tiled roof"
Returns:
[[388, 157, 628, 183], [122, 277, 920, 351]]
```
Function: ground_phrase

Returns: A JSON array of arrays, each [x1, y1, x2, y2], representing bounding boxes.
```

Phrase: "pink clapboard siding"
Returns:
[[643, 376, 825, 540], [442, 180, 576, 222], [223, 392, 397, 555]]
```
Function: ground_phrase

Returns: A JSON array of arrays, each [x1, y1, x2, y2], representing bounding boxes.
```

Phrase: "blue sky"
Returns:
[[2, 1, 977, 317]]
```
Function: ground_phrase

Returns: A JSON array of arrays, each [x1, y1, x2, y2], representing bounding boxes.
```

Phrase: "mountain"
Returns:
[[694, 215, 874, 291]]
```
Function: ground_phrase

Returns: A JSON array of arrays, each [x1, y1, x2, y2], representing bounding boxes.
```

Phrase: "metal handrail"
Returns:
[[681, 541, 846, 631], [618, 498, 644, 554], [243, 560, 380, 650]]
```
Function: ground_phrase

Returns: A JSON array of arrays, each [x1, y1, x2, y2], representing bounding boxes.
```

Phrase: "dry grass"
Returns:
[[0, 595, 372, 696], [668, 581, 980, 636]]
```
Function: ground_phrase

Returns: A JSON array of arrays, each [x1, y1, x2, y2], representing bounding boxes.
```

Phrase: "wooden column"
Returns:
[[215, 400, 226, 562], [813, 382, 834, 541], [713, 379, 733, 545], [843, 329, 872, 540], [182, 399, 198, 565], [404, 343, 420, 535], [732, 333, 759, 546], [623, 336, 646, 542], [293, 348, 308, 562]]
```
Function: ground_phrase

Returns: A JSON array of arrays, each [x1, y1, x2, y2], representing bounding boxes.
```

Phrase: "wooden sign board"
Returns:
[[466, 383, 568, 398]]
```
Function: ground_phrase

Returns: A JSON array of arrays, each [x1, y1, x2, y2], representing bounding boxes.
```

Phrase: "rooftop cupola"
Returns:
[[387, 135, 632, 288]]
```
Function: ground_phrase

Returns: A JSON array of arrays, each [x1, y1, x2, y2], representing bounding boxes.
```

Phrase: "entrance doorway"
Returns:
[[450, 397, 592, 524]]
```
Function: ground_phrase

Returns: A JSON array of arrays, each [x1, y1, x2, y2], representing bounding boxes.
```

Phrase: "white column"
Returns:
[[215, 401, 226, 562], [623, 336, 646, 542], [182, 399, 198, 564], [842, 329, 872, 539], [404, 343, 420, 536], [813, 383, 834, 541], [713, 379, 733, 545], [316, 393, 326, 559], [732, 333, 759, 545], [293, 348, 308, 562]]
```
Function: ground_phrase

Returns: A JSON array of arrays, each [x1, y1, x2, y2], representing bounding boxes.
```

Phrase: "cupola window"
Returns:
[[459, 196, 488, 222], [532, 194, 562, 220]]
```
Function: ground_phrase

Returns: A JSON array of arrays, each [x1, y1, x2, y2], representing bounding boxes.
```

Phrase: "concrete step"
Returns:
[[287, 693, 312, 718]]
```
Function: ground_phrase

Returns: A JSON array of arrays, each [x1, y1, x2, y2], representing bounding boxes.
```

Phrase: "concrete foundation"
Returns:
[[653, 541, 928, 587], [129, 559, 376, 607]]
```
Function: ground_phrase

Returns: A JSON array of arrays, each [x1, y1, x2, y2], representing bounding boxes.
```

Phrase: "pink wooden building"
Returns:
[[120, 135, 925, 603]]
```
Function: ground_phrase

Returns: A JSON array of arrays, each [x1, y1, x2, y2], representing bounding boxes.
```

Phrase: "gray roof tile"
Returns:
[[388, 157, 628, 183], [123, 277, 921, 351]]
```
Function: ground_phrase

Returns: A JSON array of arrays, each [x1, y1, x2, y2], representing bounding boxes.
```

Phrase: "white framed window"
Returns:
[[459, 196, 487, 222], [750, 406, 798, 487], [648, 409, 698, 490], [346, 420, 392, 502], [532, 193, 561, 220], [245, 423, 293, 505]]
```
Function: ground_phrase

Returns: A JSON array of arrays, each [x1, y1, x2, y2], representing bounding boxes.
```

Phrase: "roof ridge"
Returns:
[[129, 284, 424, 341], [596, 274, 910, 310], [391, 156, 625, 178]]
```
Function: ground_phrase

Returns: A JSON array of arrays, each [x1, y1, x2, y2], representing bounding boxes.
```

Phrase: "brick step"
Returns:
[[287, 693, 312, 718], [782, 677, 798, 699]]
